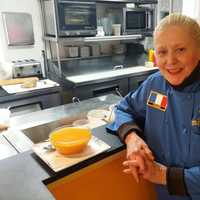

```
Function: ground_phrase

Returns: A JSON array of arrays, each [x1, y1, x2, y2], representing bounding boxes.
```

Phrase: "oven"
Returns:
[[43, 0, 97, 37], [123, 7, 155, 35]]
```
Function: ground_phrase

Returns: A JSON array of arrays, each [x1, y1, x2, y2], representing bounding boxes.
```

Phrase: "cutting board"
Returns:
[[2, 79, 59, 94], [0, 77, 39, 86], [32, 136, 110, 172]]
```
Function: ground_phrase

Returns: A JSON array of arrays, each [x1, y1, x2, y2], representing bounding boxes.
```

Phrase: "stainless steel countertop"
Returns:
[[66, 66, 158, 84], [3, 94, 121, 154], [10, 94, 120, 130]]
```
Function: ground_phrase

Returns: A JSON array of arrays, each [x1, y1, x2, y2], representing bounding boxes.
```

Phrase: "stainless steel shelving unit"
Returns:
[[40, 0, 157, 78], [40, 0, 63, 77]]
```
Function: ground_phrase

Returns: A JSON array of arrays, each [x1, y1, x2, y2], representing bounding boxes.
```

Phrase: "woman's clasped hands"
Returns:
[[123, 132, 167, 185]]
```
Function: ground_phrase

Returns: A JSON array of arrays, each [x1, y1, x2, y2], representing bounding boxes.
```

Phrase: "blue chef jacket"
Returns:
[[107, 71, 200, 200]]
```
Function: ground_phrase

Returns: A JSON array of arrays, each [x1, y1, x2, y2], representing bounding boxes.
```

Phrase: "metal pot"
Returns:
[[68, 46, 79, 58], [80, 46, 90, 58]]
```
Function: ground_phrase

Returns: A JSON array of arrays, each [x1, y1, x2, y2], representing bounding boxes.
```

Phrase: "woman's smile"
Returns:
[[167, 68, 182, 74]]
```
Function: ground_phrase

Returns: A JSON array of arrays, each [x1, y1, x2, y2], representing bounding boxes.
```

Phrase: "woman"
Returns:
[[107, 13, 200, 200]]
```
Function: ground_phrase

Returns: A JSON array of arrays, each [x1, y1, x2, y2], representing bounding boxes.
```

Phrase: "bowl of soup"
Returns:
[[50, 127, 92, 155]]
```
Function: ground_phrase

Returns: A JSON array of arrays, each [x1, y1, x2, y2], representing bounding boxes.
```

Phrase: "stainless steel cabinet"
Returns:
[[129, 73, 153, 92], [0, 87, 62, 116], [67, 78, 128, 102]]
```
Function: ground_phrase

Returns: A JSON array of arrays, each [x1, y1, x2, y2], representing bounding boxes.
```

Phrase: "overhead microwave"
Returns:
[[123, 7, 155, 35], [43, 0, 97, 37]]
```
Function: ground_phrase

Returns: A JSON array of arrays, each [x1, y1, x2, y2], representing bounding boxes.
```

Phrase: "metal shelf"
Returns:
[[50, 54, 112, 62], [43, 36, 84, 43], [96, 0, 157, 3], [134, 0, 158, 4], [43, 34, 143, 43], [84, 34, 143, 42]]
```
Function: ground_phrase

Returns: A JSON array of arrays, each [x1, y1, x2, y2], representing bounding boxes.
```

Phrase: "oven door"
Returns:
[[123, 7, 154, 35], [123, 8, 146, 34], [57, 1, 97, 36]]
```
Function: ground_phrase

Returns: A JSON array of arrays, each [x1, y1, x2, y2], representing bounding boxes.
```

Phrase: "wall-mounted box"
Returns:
[[2, 12, 35, 46]]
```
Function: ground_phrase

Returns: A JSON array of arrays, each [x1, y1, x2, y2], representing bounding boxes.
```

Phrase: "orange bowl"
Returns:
[[50, 127, 92, 155]]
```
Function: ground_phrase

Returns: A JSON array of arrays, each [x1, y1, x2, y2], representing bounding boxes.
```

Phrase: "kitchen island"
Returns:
[[0, 94, 156, 200]]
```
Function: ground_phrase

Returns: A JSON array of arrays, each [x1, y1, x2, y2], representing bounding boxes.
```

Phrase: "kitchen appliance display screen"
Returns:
[[64, 8, 90, 25], [126, 12, 146, 29]]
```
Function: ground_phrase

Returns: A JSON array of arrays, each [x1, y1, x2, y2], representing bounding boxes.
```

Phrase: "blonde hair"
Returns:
[[154, 13, 200, 47]]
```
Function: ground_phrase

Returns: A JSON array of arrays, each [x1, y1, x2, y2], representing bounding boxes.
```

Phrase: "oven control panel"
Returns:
[[12, 59, 43, 78]]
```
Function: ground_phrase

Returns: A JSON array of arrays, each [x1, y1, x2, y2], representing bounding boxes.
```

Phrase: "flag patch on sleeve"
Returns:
[[147, 91, 167, 111]]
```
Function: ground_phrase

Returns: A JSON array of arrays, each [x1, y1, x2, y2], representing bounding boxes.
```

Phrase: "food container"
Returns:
[[145, 61, 154, 68], [91, 44, 100, 57], [50, 127, 92, 155], [107, 104, 116, 122], [80, 46, 90, 58], [112, 24, 121, 36], [0, 108, 11, 126], [68, 46, 79, 58], [148, 49, 155, 62], [72, 119, 90, 128], [87, 109, 110, 122]]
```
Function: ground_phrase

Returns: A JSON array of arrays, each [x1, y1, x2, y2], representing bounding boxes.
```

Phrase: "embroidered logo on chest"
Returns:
[[147, 90, 168, 112], [192, 119, 200, 126]]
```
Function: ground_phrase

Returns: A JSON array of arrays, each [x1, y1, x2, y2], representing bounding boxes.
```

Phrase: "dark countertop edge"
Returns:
[[41, 124, 125, 184], [42, 145, 125, 185], [65, 69, 158, 87]]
